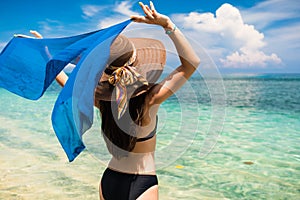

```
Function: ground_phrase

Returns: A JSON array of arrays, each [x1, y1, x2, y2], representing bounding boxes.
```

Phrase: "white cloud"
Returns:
[[0, 42, 7, 52], [82, 5, 106, 18], [38, 19, 65, 36], [241, 0, 300, 29], [220, 48, 281, 68], [173, 3, 281, 68], [81, 0, 138, 21], [266, 23, 300, 50], [97, 16, 130, 29], [239, 0, 300, 68], [263, 22, 300, 66], [113, 1, 139, 16], [94, 1, 138, 29]]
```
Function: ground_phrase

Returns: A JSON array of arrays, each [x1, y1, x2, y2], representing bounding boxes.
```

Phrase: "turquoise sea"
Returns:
[[0, 73, 299, 200]]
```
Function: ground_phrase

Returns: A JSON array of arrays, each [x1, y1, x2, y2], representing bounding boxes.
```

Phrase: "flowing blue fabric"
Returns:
[[0, 19, 132, 161]]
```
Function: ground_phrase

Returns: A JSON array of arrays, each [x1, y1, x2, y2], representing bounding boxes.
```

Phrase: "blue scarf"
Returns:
[[0, 19, 132, 161]]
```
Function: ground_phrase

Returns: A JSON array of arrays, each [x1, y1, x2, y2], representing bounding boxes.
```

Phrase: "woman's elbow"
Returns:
[[55, 71, 68, 87], [192, 56, 201, 68]]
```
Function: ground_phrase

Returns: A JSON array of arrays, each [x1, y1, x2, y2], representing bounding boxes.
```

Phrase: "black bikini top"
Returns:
[[136, 116, 158, 142]]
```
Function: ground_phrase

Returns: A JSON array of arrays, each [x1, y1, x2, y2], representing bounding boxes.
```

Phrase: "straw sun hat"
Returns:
[[94, 35, 166, 113]]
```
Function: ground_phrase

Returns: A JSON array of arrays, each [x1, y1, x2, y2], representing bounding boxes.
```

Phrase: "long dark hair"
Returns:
[[99, 92, 147, 159]]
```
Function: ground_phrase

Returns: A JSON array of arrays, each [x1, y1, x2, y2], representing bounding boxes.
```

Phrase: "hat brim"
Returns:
[[94, 38, 166, 103]]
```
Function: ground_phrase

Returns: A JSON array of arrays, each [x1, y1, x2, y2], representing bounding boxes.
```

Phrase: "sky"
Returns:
[[0, 0, 299, 74]]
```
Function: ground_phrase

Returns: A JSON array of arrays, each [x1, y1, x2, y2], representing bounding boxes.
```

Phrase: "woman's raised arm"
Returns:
[[131, 1, 200, 105], [30, 30, 69, 87]]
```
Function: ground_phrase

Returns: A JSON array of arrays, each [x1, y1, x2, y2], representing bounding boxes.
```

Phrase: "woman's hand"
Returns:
[[29, 30, 68, 87], [131, 1, 174, 30], [14, 30, 43, 39], [30, 30, 43, 39]]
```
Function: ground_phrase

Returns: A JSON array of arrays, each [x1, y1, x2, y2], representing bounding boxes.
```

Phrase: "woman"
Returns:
[[55, 1, 200, 199]]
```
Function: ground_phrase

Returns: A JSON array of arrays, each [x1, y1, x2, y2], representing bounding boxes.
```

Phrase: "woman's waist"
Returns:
[[108, 152, 156, 175]]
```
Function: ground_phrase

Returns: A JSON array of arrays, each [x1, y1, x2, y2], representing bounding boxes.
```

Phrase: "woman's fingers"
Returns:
[[130, 15, 143, 22], [130, 15, 150, 23], [30, 30, 43, 38], [139, 2, 154, 19], [132, 1, 166, 25], [149, 1, 158, 17], [145, 5, 152, 13]]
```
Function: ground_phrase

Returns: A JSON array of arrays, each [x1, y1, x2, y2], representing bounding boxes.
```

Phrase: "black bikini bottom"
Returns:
[[101, 168, 158, 200]]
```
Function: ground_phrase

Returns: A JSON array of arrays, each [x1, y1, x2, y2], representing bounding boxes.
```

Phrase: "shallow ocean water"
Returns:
[[0, 74, 300, 199]]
